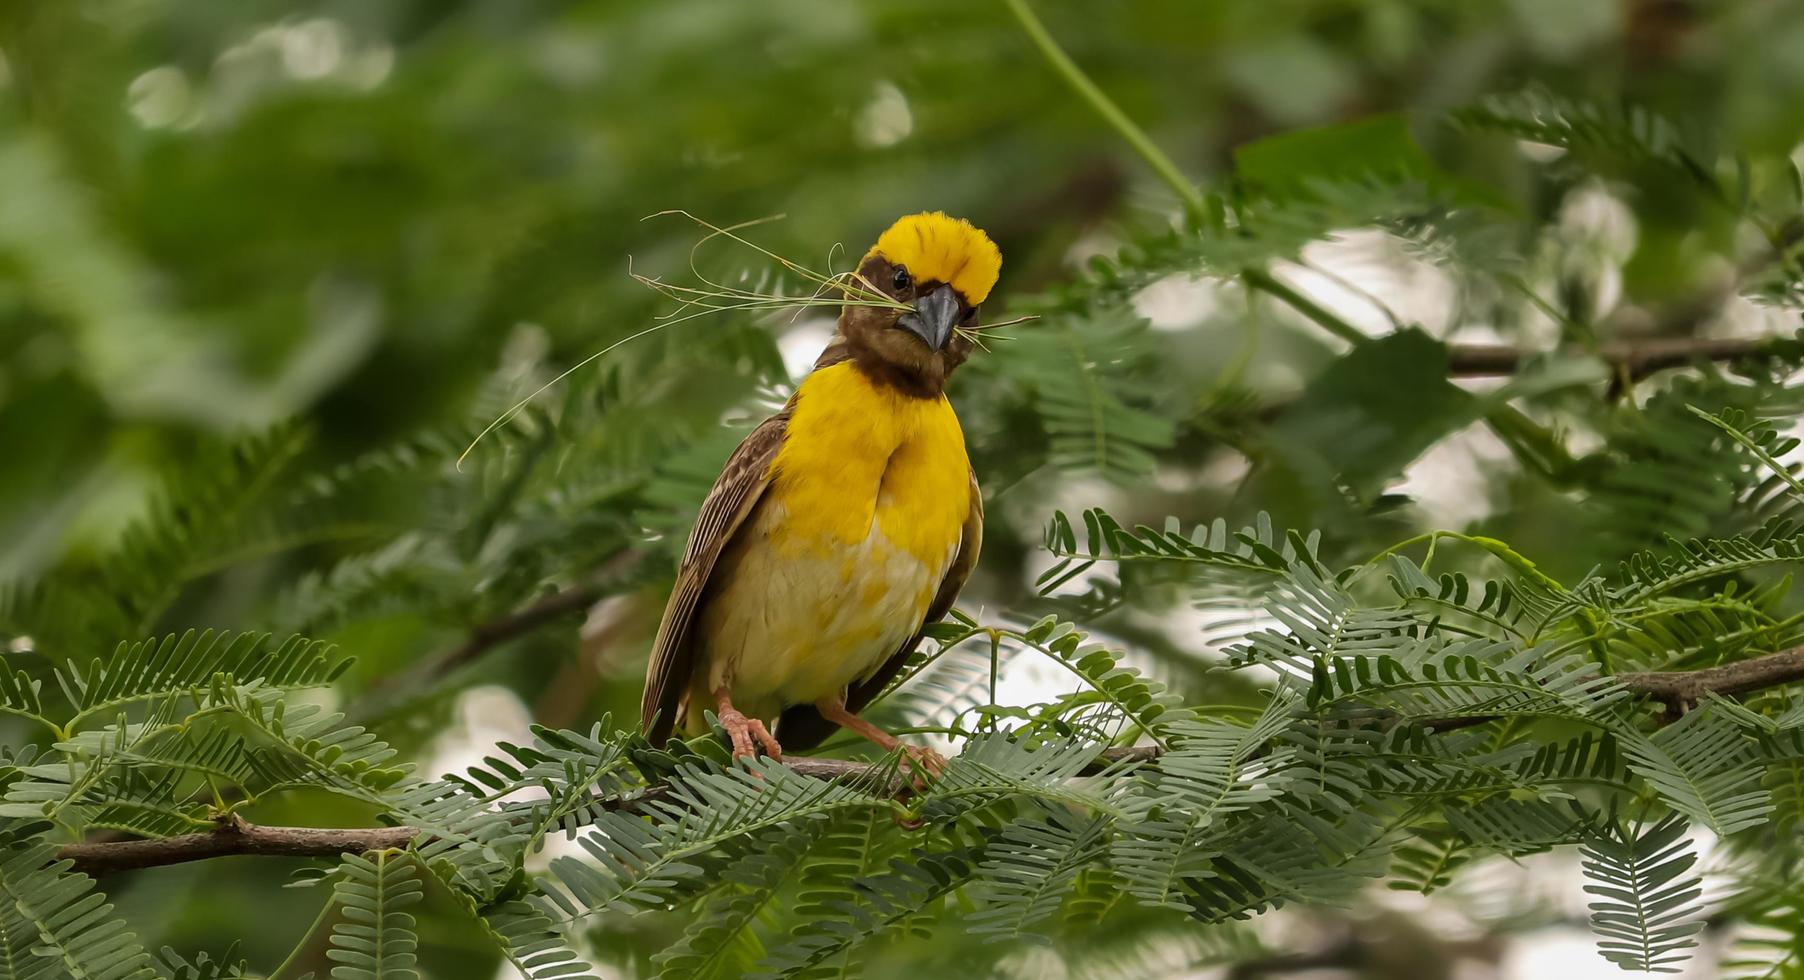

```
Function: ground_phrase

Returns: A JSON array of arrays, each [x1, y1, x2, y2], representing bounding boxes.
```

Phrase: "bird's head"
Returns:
[[833, 211, 1001, 397]]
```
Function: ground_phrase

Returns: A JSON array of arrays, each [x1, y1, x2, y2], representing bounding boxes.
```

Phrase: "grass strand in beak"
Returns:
[[459, 211, 918, 467]]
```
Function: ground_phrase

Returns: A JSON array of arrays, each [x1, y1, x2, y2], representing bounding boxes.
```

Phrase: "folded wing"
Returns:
[[640, 411, 789, 743]]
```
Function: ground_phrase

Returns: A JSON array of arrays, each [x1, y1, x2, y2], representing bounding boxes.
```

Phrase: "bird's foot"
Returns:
[[717, 707, 783, 762], [748, 717, 783, 760], [900, 744, 947, 782], [811, 695, 945, 785]]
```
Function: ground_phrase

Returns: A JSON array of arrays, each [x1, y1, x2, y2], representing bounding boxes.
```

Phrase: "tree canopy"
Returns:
[[5, 1, 1804, 978]]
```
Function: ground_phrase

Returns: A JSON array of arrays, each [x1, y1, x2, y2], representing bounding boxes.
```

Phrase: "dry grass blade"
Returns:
[[458, 211, 1032, 466], [626, 210, 929, 342]]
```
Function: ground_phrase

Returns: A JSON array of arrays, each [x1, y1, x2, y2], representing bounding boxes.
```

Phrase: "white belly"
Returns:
[[692, 501, 953, 721]]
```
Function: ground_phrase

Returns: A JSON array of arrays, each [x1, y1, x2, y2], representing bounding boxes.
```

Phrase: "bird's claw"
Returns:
[[900, 744, 948, 785], [749, 718, 782, 760], [718, 708, 782, 762]]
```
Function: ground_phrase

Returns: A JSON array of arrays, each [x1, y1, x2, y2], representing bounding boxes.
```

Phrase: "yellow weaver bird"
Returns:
[[640, 212, 1000, 772]]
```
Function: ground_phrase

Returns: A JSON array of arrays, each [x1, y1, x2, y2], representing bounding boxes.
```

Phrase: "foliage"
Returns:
[[5, 0, 1804, 977], [1579, 813, 1705, 973], [326, 851, 425, 980]]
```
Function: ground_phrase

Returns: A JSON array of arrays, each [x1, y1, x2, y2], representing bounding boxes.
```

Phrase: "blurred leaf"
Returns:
[[1267, 328, 1479, 505]]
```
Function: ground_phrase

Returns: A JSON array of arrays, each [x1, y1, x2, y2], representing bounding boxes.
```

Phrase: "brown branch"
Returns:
[[438, 550, 647, 673], [1447, 217, 1802, 379], [1446, 336, 1784, 378], [57, 746, 1154, 877], [59, 816, 418, 877], [442, 588, 603, 666], [347, 550, 648, 723], [53, 649, 1804, 877], [1415, 646, 1804, 731], [1620, 647, 1804, 711]]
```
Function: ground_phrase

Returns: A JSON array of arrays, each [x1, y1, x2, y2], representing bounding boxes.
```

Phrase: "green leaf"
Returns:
[[1580, 814, 1705, 973], [536, 757, 894, 921], [653, 827, 816, 979], [1236, 114, 1438, 191], [0, 655, 52, 734], [1618, 707, 1773, 837], [154, 943, 249, 980], [0, 841, 157, 980], [327, 850, 424, 980], [967, 810, 1111, 943], [1267, 329, 1482, 506], [1111, 696, 1300, 910], [978, 305, 1175, 481], [1236, 112, 1508, 209], [469, 899, 599, 980], [63, 630, 349, 732], [750, 846, 984, 979]]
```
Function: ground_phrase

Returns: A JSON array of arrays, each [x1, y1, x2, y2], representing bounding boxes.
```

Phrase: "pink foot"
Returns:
[[717, 708, 783, 762]]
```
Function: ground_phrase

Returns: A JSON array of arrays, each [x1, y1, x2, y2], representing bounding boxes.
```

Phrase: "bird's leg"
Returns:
[[814, 695, 946, 777], [714, 686, 782, 761]]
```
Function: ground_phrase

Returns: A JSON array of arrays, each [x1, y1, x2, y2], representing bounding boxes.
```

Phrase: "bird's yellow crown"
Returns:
[[865, 212, 1002, 305]]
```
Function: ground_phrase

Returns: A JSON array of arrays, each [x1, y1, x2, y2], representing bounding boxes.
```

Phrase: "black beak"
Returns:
[[898, 284, 960, 351]]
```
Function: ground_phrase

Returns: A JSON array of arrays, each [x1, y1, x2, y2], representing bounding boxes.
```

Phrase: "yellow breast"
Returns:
[[768, 360, 971, 565], [689, 360, 972, 720]]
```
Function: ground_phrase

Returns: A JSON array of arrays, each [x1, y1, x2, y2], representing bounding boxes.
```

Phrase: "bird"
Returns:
[[640, 211, 999, 774]]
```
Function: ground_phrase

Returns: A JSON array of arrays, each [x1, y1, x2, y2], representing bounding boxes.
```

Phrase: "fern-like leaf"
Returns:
[[653, 826, 817, 979], [155, 944, 249, 980], [0, 842, 157, 980], [63, 631, 348, 731], [1579, 814, 1705, 973], [1010, 617, 1196, 745], [968, 810, 1112, 943], [463, 898, 598, 980], [981, 306, 1175, 481], [1618, 707, 1773, 836], [537, 757, 894, 920], [1111, 696, 1299, 911], [0, 656, 51, 734], [750, 845, 984, 979], [327, 850, 424, 980]]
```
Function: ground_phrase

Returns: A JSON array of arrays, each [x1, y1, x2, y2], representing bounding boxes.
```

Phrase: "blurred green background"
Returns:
[[6, 1, 1804, 977]]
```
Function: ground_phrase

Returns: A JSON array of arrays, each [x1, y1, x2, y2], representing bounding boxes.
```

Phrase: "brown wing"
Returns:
[[776, 468, 984, 751], [640, 410, 789, 743]]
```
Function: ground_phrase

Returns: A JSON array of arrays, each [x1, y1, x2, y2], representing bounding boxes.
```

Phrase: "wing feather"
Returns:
[[777, 468, 984, 751], [640, 411, 788, 742]]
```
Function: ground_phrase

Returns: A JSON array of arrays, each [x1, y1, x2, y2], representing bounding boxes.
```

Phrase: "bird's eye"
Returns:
[[892, 268, 912, 291]]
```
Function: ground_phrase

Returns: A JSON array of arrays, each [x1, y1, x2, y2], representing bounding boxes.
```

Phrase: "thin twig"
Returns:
[[1408, 646, 1804, 731], [1244, 268, 1369, 346], [346, 550, 647, 723], [1446, 336, 1786, 378], [1000, 0, 1374, 349], [1000, 0, 1200, 212]]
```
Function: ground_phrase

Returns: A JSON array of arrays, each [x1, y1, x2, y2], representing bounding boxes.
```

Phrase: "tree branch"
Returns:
[[438, 585, 611, 669], [1620, 647, 1804, 709], [58, 816, 419, 877], [1446, 335, 1786, 378], [1414, 646, 1804, 731], [347, 550, 647, 723], [1245, 268, 1369, 345], [57, 747, 1156, 877], [53, 648, 1804, 877]]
